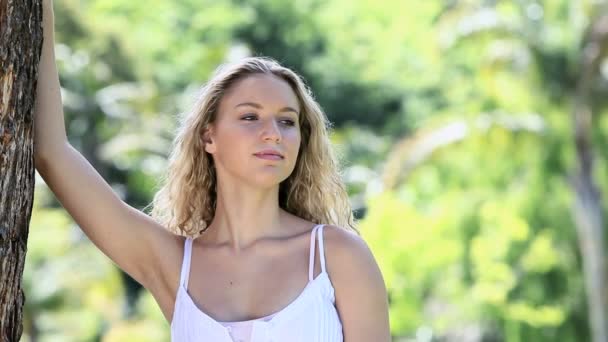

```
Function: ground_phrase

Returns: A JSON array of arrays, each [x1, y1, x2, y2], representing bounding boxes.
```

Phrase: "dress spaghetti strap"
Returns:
[[308, 224, 327, 281], [318, 224, 327, 274], [180, 237, 194, 289]]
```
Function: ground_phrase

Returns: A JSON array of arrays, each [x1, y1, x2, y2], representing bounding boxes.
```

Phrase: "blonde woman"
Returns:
[[34, 1, 390, 341]]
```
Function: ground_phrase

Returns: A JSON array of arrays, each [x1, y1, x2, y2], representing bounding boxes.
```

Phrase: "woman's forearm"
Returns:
[[34, 0, 68, 160]]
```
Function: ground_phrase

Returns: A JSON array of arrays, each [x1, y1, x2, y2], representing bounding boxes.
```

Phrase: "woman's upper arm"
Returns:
[[35, 142, 183, 292], [324, 225, 391, 342]]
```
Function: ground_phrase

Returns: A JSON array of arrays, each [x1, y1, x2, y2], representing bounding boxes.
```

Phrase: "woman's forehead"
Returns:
[[221, 74, 300, 111]]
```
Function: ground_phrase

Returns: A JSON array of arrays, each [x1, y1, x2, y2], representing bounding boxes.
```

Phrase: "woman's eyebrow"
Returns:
[[235, 102, 299, 115]]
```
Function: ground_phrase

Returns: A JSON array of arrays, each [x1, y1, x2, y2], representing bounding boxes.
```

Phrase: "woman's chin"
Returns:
[[245, 172, 291, 189]]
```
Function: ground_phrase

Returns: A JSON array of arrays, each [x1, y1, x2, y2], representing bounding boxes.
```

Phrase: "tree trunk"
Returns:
[[571, 12, 608, 342], [0, 1, 43, 341]]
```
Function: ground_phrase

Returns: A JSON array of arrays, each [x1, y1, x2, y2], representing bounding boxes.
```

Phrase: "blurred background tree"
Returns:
[[25, 0, 608, 341]]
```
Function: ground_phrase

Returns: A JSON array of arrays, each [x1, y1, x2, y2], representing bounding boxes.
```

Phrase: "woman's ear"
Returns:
[[202, 127, 216, 154]]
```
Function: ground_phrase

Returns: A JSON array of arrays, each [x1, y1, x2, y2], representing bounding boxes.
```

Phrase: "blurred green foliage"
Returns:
[[24, 0, 608, 341]]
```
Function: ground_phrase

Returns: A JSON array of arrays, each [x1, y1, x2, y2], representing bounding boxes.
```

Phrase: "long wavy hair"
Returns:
[[147, 56, 357, 237]]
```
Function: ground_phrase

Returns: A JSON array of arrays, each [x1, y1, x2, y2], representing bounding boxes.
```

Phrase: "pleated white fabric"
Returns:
[[170, 224, 344, 342]]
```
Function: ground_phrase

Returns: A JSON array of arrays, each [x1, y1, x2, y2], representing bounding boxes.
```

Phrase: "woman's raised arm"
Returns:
[[33, 0, 182, 298]]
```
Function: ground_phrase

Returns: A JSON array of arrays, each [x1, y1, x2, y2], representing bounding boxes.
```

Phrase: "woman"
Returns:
[[34, 1, 390, 341]]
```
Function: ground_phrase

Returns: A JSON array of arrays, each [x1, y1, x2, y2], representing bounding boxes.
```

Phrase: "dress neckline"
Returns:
[[172, 224, 331, 336], [216, 311, 276, 325], [179, 271, 329, 329]]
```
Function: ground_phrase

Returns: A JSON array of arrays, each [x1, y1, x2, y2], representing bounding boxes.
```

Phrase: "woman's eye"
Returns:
[[240, 114, 296, 126], [241, 114, 258, 121]]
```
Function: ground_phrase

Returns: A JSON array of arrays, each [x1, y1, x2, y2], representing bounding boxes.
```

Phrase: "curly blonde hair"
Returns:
[[147, 56, 357, 237]]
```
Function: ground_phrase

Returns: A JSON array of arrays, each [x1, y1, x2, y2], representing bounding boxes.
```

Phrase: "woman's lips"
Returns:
[[254, 153, 284, 160]]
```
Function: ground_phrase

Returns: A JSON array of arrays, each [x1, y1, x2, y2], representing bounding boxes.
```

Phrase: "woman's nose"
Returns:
[[261, 119, 282, 142]]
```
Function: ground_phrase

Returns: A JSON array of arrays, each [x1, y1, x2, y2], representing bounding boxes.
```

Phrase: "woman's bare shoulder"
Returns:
[[321, 224, 371, 270], [321, 224, 385, 295], [322, 224, 391, 340]]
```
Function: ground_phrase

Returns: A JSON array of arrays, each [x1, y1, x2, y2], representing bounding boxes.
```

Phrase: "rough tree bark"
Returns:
[[571, 11, 608, 342], [0, 1, 43, 341]]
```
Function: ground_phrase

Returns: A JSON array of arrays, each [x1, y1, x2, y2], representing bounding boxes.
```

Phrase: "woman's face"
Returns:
[[204, 74, 302, 188]]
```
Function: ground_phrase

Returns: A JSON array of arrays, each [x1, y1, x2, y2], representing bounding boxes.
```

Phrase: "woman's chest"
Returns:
[[186, 243, 312, 321], [172, 283, 343, 342]]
